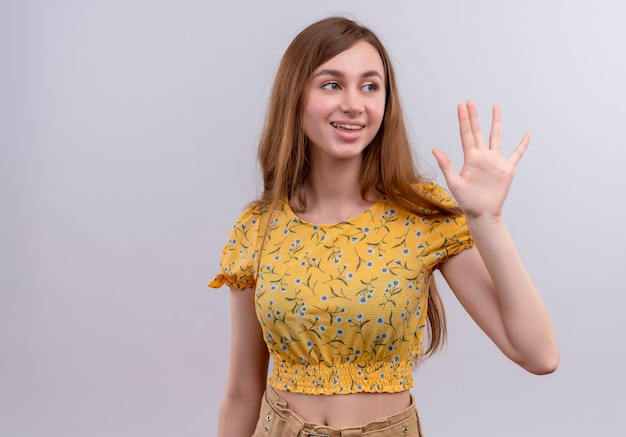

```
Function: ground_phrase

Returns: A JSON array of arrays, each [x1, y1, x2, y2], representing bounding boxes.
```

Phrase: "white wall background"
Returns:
[[1, 0, 625, 436]]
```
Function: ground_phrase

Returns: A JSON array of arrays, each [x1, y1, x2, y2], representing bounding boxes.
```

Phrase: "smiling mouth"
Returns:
[[330, 122, 364, 130]]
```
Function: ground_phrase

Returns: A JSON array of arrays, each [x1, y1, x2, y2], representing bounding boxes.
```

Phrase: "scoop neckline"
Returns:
[[283, 196, 387, 228]]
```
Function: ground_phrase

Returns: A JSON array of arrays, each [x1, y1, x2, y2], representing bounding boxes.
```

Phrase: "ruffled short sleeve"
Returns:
[[417, 181, 474, 268], [208, 203, 266, 290]]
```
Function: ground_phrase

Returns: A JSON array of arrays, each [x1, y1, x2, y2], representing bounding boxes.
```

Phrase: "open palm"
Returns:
[[432, 101, 530, 219]]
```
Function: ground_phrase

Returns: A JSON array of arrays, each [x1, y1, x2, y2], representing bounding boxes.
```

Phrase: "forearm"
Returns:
[[218, 389, 264, 437], [467, 215, 559, 373]]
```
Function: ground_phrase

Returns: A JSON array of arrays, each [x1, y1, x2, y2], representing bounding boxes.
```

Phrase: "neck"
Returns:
[[296, 156, 378, 223]]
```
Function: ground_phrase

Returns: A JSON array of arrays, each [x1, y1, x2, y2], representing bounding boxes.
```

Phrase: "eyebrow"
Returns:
[[313, 69, 383, 80]]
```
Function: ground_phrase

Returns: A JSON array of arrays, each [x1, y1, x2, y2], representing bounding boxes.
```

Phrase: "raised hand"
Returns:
[[432, 100, 530, 219]]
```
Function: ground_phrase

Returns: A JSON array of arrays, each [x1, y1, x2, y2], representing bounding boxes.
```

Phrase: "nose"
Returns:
[[339, 89, 364, 116]]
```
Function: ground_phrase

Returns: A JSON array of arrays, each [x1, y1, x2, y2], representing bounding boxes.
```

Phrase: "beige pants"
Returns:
[[252, 386, 424, 437]]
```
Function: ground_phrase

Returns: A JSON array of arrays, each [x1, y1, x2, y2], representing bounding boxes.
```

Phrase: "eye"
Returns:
[[362, 83, 378, 92], [321, 82, 340, 91]]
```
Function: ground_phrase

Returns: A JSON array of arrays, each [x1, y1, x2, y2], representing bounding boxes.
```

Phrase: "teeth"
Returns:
[[331, 122, 363, 130]]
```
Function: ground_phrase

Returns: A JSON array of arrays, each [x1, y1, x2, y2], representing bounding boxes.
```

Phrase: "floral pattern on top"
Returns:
[[209, 182, 474, 395]]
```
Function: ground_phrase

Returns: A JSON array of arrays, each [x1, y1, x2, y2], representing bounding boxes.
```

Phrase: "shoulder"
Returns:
[[414, 181, 457, 208], [221, 202, 275, 254], [230, 201, 273, 229], [210, 201, 275, 290], [383, 181, 459, 217]]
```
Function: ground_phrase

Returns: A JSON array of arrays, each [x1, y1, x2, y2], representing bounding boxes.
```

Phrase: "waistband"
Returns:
[[260, 385, 421, 436]]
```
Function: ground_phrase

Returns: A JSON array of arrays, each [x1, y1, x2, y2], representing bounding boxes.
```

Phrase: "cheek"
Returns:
[[372, 102, 386, 128], [306, 99, 333, 119], [302, 112, 321, 143], [301, 108, 316, 137], [303, 101, 331, 131]]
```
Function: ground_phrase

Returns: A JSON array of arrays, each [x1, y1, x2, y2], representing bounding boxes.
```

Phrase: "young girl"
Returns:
[[209, 16, 558, 437]]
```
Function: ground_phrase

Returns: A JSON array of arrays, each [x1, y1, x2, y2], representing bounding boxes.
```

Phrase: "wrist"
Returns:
[[464, 213, 507, 234]]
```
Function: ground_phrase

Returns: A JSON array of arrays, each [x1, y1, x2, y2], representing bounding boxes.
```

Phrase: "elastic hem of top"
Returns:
[[269, 359, 415, 395]]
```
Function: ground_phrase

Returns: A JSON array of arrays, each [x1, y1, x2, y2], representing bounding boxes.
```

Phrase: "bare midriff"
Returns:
[[274, 388, 412, 428]]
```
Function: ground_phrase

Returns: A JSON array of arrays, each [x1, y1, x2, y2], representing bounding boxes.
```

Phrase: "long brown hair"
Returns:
[[256, 17, 459, 356]]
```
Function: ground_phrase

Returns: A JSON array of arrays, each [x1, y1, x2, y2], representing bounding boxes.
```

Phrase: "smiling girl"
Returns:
[[209, 17, 558, 437]]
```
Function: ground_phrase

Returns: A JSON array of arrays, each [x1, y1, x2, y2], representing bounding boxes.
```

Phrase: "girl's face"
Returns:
[[302, 41, 386, 164]]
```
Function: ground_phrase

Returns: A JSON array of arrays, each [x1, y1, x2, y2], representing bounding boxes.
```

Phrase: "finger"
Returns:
[[489, 105, 502, 152], [432, 148, 459, 188], [458, 103, 475, 153], [508, 132, 531, 166], [466, 100, 486, 149]]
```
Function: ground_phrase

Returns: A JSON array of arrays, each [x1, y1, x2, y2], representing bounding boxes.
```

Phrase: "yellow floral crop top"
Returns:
[[209, 182, 474, 395]]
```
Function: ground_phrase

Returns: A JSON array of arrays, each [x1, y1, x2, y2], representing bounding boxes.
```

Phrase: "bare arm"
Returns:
[[218, 287, 269, 437], [433, 101, 559, 374], [440, 238, 558, 374]]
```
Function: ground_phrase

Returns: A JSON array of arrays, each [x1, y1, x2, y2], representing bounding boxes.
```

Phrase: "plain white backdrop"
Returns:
[[2, 0, 625, 436]]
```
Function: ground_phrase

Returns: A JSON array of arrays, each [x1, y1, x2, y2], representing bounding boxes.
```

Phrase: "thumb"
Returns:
[[432, 149, 458, 187]]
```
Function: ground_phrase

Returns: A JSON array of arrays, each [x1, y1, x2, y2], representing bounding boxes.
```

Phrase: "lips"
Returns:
[[330, 122, 365, 131]]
